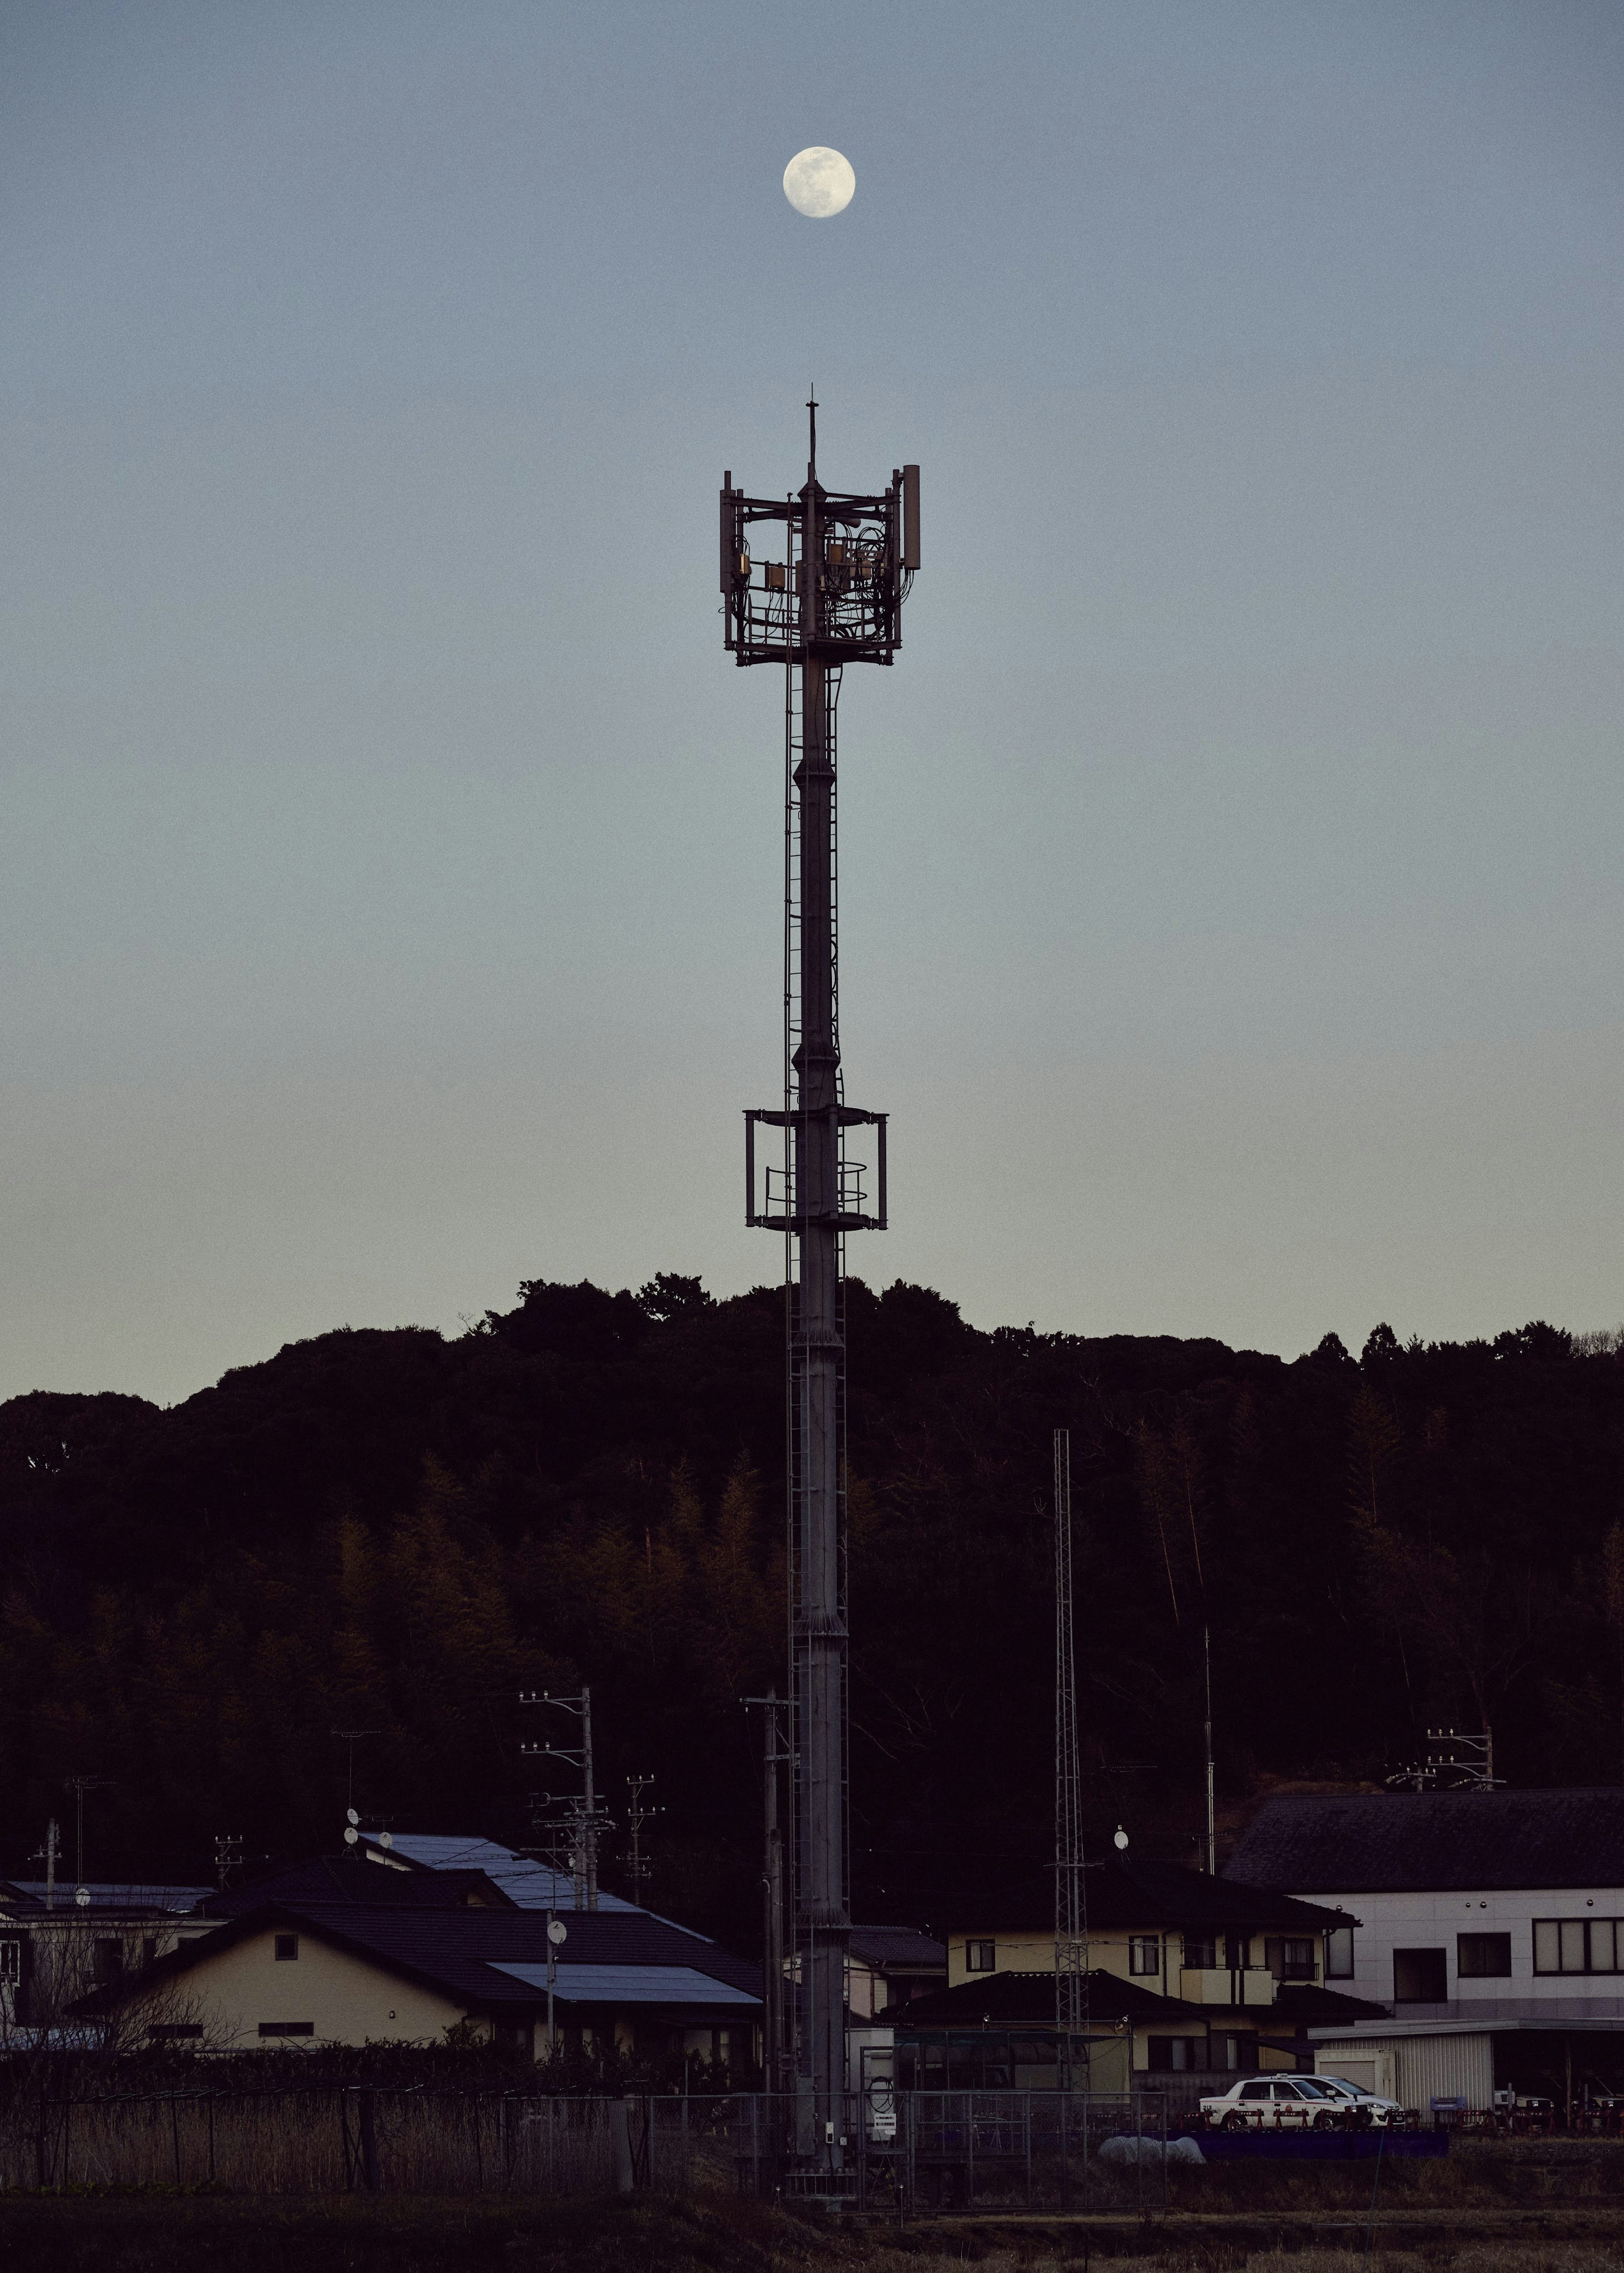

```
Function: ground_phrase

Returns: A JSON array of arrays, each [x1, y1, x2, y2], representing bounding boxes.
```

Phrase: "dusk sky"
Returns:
[[3, 1, 1621, 1404]]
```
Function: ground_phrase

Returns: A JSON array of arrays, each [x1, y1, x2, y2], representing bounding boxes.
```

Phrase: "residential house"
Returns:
[[894, 1852, 1384, 2098], [0, 1879, 213, 2034], [844, 1924, 946, 2098], [1225, 1788, 1624, 2114], [85, 1859, 762, 2065]]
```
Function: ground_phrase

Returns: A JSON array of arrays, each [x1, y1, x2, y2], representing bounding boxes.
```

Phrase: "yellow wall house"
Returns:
[[79, 1893, 762, 2064], [896, 1852, 1385, 2093]]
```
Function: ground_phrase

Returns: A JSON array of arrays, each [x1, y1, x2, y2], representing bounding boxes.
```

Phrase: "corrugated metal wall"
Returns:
[[1396, 2033, 1494, 2111], [1316, 2034, 1494, 2111]]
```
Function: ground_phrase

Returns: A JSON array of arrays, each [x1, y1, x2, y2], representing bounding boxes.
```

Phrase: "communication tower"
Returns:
[[721, 404, 919, 2134]]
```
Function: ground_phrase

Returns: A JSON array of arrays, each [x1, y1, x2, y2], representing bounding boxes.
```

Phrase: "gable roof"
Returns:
[[956, 1854, 1356, 1933], [897, 1969, 1201, 2029], [1225, 1790, 1624, 1895], [84, 1897, 761, 2022], [849, 1925, 945, 1972], [196, 1858, 515, 1917]]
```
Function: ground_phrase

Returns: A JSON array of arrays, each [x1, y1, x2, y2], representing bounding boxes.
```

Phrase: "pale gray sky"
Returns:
[[3, 1, 1621, 1402]]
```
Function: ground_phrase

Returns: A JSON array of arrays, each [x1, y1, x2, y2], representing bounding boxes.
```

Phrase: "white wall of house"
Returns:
[[144, 1926, 470, 2050], [1309, 1886, 1624, 2012]]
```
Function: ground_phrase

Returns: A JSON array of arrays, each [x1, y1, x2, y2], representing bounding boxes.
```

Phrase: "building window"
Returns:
[[92, 1939, 125, 1987], [148, 2023, 203, 2041], [142, 1938, 158, 1967], [1129, 1936, 1160, 1977], [1217, 2033, 1259, 2072], [1457, 1932, 1512, 1979], [1534, 1919, 1622, 1975], [1393, 1948, 1448, 2002], [1325, 1927, 1354, 1980], [258, 2021, 314, 2037], [1266, 1936, 1316, 1981], [0, 1941, 19, 1987], [1146, 2036, 1202, 2071], [274, 1934, 299, 1962], [964, 1941, 996, 1974], [1183, 1932, 1218, 1970]]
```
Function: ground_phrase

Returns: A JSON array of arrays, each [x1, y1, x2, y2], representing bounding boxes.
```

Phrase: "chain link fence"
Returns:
[[0, 2085, 1195, 2208]]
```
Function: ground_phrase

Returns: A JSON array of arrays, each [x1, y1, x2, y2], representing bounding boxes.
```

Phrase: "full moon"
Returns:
[[783, 147, 856, 219]]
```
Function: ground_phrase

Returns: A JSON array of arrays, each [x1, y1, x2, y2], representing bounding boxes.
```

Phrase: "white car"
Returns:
[[1199, 2076, 1344, 2130], [1311, 2074, 1410, 2128]]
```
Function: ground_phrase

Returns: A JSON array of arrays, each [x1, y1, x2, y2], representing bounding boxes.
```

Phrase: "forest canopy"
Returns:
[[1, 1278, 1620, 1945]]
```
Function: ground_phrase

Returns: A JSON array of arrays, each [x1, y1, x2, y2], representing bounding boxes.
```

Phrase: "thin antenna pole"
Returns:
[[1204, 1624, 1216, 1875], [1054, 1430, 1086, 2081]]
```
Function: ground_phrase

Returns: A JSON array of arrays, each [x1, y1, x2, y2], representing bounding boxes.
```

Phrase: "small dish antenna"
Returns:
[[346, 1808, 360, 1826], [379, 1831, 393, 1850], [74, 1886, 90, 1908], [343, 1826, 359, 1846], [1113, 1826, 1129, 1851], [547, 1918, 568, 1947]]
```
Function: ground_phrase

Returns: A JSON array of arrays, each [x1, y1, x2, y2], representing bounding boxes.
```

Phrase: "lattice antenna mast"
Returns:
[[1054, 1429, 1088, 2081], [724, 411, 919, 2145]]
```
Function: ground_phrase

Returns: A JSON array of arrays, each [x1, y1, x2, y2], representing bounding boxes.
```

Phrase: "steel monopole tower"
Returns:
[[721, 405, 919, 2131]]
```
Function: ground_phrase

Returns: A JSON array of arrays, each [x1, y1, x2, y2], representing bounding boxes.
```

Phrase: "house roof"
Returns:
[[1225, 1790, 1624, 1896], [849, 1925, 946, 1972], [358, 1834, 642, 1914], [196, 1858, 515, 1917], [896, 1969, 1202, 2030], [955, 1854, 1357, 1933], [1272, 1983, 1392, 2025], [84, 1897, 761, 2022], [0, 1881, 211, 1916]]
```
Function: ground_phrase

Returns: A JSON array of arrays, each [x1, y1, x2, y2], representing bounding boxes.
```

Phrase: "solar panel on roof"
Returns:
[[372, 1835, 641, 1911], [488, 1962, 758, 2006]]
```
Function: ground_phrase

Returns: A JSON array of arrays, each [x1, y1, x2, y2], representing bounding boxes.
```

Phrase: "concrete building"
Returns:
[[1226, 1788, 1624, 2114]]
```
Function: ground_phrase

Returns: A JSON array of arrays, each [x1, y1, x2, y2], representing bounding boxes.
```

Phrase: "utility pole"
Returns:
[[33, 1819, 60, 1912], [624, 1774, 661, 1899], [518, 1689, 609, 1910], [1204, 1624, 1217, 1874], [1053, 1430, 1087, 2085], [745, 1689, 789, 2095], [725, 406, 919, 2146]]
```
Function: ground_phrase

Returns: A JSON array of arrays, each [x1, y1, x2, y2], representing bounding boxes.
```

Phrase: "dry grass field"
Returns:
[[5, 2192, 1624, 2273]]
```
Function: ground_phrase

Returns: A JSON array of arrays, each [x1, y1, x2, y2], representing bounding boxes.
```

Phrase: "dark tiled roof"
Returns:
[[849, 1925, 945, 1971], [1272, 1984, 1391, 2024], [958, 1855, 1356, 1933], [1225, 1790, 1624, 1895], [0, 1881, 210, 1915], [897, 1970, 1201, 2029], [92, 1899, 762, 2021], [195, 1859, 515, 1917]]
